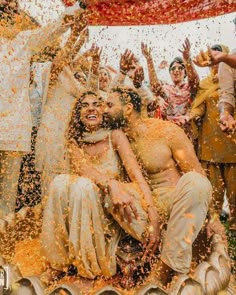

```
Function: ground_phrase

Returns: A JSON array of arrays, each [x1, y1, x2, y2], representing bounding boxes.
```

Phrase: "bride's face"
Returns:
[[80, 94, 104, 131]]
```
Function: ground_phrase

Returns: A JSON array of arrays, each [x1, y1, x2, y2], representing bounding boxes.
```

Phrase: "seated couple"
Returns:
[[41, 88, 213, 291]]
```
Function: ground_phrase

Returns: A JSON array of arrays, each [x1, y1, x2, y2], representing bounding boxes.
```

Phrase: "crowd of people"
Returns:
[[0, 0, 235, 294]]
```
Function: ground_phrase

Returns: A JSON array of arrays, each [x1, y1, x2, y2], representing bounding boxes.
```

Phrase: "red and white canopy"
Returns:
[[63, 0, 236, 26]]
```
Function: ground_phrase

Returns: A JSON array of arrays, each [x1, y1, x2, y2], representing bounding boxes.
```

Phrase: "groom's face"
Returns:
[[104, 92, 126, 129]]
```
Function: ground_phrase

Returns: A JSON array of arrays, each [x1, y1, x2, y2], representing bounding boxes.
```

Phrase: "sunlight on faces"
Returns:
[[99, 67, 111, 91], [169, 62, 186, 84], [79, 94, 104, 131], [74, 70, 87, 87]]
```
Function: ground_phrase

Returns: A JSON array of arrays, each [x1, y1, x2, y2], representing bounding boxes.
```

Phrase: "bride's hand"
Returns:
[[108, 180, 139, 223]]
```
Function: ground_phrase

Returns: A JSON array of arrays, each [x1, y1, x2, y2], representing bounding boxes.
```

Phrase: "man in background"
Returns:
[[0, 0, 86, 230]]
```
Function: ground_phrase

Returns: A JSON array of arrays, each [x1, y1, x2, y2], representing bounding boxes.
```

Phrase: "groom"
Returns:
[[104, 86, 223, 286]]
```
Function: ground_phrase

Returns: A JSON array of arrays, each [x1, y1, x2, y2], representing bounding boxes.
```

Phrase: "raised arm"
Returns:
[[85, 44, 102, 91], [194, 47, 236, 69], [112, 129, 160, 254], [141, 43, 163, 96], [27, 3, 87, 54], [70, 27, 89, 61], [110, 49, 135, 88], [112, 49, 156, 117], [49, 19, 88, 86], [217, 53, 236, 68], [131, 64, 156, 117], [179, 38, 199, 96]]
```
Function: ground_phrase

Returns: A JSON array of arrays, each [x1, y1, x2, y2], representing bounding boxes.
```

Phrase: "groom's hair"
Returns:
[[110, 87, 142, 113]]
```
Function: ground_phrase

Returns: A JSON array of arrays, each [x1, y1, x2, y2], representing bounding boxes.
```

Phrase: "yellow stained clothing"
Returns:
[[190, 69, 236, 228], [41, 132, 148, 278], [191, 73, 236, 163], [150, 172, 211, 274]]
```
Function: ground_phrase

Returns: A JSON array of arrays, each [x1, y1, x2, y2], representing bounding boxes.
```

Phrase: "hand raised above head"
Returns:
[[179, 37, 191, 61], [193, 46, 227, 67], [90, 43, 102, 60], [141, 42, 152, 60], [158, 60, 168, 69], [120, 49, 136, 75], [88, 43, 102, 73], [133, 65, 144, 88], [63, 2, 89, 27]]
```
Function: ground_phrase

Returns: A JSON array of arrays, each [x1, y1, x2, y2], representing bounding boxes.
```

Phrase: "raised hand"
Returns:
[[193, 48, 211, 67], [90, 43, 102, 74], [133, 65, 144, 88], [63, 2, 89, 29], [208, 49, 228, 66], [90, 43, 102, 60], [141, 42, 152, 60], [179, 38, 191, 61], [120, 49, 136, 75], [158, 60, 169, 70], [194, 47, 228, 67]]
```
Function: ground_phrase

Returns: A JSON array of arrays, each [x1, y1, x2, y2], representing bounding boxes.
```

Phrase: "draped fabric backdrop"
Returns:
[[62, 0, 236, 26]]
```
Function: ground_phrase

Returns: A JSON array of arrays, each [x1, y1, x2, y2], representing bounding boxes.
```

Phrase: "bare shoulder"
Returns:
[[111, 129, 127, 142], [165, 123, 193, 148], [111, 129, 133, 151], [143, 118, 185, 139], [111, 128, 126, 136]]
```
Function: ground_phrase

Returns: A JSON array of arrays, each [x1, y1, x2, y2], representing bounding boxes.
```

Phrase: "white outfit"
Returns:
[[35, 67, 85, 197], [0, 10, 71, 221], [0, 20, 66, 152], [29, 62, 52, 128]]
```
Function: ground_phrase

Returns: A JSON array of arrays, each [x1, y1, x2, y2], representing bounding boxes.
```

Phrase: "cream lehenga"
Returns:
[[41, 129, 148, 280]]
